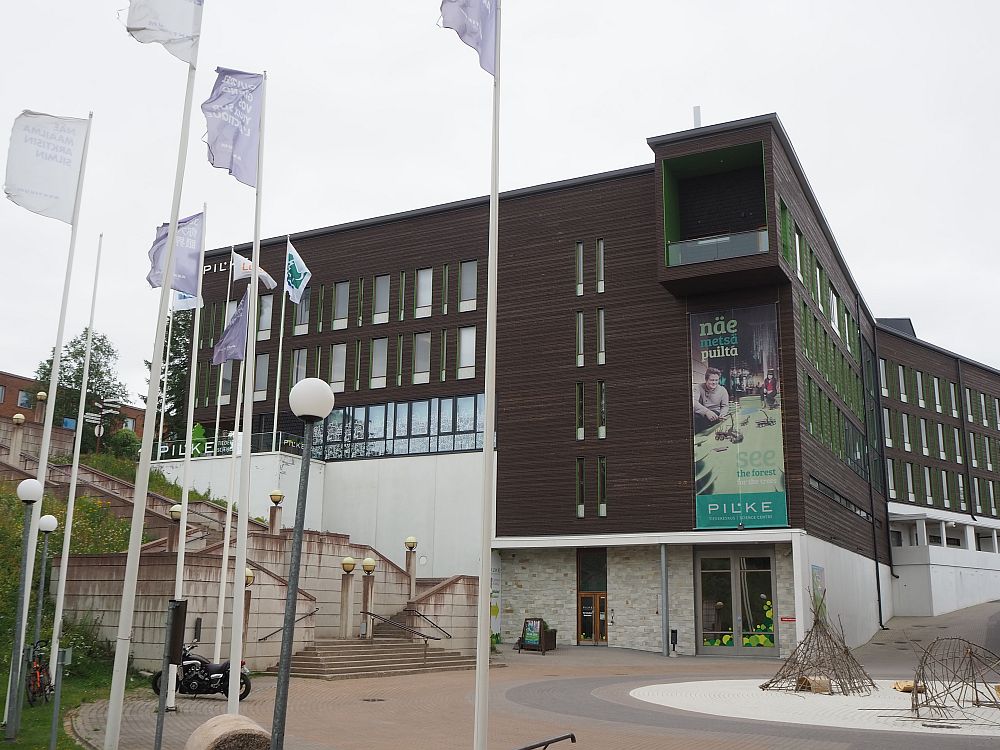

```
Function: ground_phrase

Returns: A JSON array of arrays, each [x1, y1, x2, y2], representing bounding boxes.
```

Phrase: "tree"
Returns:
[[143, 310, 194, 441], [35, 328, 130, 452]]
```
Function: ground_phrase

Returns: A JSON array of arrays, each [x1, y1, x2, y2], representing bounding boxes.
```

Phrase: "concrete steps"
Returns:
[[268, 636, 477, 680]]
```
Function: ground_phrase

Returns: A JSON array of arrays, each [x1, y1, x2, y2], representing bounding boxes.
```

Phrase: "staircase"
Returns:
[[273, 633, 476, 680]]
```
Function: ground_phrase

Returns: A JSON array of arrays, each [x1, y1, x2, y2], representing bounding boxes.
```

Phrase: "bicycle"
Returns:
[[25, 639, 52, 707]]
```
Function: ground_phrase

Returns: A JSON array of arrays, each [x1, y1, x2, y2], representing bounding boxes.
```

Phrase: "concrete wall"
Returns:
[[607, 545, 662, 652], [666, 546, 695, 656], [891, 544, 1000, 616], [407, 576, 479, 654], [499, 548, 577, 646]]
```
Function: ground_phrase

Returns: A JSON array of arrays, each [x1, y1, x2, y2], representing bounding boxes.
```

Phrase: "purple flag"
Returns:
[[213, 289, 249, 364], [441, 0, 497, 76], [146, 212, 204, 296], [201, 67, 264, 187]]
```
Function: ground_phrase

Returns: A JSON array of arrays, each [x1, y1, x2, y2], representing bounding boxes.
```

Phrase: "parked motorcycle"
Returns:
[[151, 641, 251, 701]]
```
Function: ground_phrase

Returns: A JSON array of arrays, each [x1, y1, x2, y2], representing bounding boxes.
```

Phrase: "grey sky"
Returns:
[[1, 1, 997, 402]]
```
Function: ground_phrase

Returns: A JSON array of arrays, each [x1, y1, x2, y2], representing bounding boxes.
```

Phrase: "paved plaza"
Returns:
[[72, 602, 1000, 749]]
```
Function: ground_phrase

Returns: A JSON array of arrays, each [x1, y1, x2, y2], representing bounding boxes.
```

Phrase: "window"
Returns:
[[950, 382, 959, 417], [597, 308, 606, 365], [597, 456, 607, 516], [924, 466, 933, 504], [219, 361, 233, 405], [415, 268, 432, 318], [901, 412, 911, 451], [354, 341, 362, 390], [937, 422, 946, 459], [879, 358, 888, 397], [370, 338, 387, 389], [330, 343, 346, 393], [915, 370, 924, 407], [395, 334, 403, 386], [575, 457, 585, 517], [957, 473, 966, 509], [123, 416, 136, 432], [293, 288, 310, 335], [459, 260, 477, 312], [886, 458, 896, 499], [225, 299, 238, 327], [969, 432, 978, 468], [898, 365, 907, 402], [576, 312, 584, 367], [882, 408, 893, 447], [974, 477, 984, 513], [794, 229, 803, 282], [332, 281, 349, 330], [954, 427, 963, 464], [597, 380, 607, 439], [815, 264, 823, 308], [458, 326, 476, 379], [356, 277, 365, 327], [413, 332, 431, 384], [253, 354, 268, 401], [17, 390, 33, 408], [995, 397, 1000, 430], [920, 418, 928, 455], [905, 462, 915, 502], [980, 392, 989, 426], [373, 274, 390, 324], [440, 329, 448, 382], [965, 387, 974, 422], [291, 348, 307, 387], [575, 242, 584, 296], [933, 376, 942, 412], [941, 469, 950, 508], [829, 288, 839, 333], [0, 385, 4, 403], [257, 294, 273, 341], [575, 382, 584, 440], [987, 436, 994, 471], [398, 271, 406, 321], [441, 265, 449, 315], [596, 239, 605, 293]]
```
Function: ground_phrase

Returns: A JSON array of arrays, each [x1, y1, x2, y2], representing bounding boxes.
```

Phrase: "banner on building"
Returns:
[[690, 304, 787, 529]]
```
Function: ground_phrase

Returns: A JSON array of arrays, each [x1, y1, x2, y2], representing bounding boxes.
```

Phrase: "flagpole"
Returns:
[[166, 204, 207, 710], [228, 71, 267, 713], [212, 357, 244, 664], [157, 310, 175, 449], [271, 239, 288, 452], [48, 232, 102, 675], [3, 111, 92, 732], [473, 3, 501, 747], [214, 248, 235, 453], [104, 57, 199, 750]]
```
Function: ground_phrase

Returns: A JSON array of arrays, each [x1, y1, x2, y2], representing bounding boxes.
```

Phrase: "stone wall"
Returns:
[[499, 548, 577, 646], [666, 545, 696, 656], [774, 542, 797, 658], [406, 575, 479, 653], [607, 546, 662, 652]]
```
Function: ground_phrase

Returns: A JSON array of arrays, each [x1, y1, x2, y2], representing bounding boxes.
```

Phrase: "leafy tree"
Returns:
[[143, 310, 194, 441], [106, 428, 141, 459], [35, 328, 130, 452]]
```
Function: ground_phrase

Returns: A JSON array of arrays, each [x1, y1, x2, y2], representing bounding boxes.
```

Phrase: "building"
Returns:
[[164, 113, 1000, 659]]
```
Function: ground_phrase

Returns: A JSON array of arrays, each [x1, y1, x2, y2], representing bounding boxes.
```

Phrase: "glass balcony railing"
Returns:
[[668, 228, 768, 267]]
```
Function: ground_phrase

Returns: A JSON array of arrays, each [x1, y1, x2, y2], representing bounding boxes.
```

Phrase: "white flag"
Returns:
[[441, 0, 497, 76], [285, 241, 311, 304], [4, 111, 89, 224], [125, 0, 203, 64], [173, 291, 202, 310], [231, 251, 277, 290]]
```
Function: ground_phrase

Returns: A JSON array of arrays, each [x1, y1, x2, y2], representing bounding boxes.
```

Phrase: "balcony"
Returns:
[[668, 228, 768, 267]]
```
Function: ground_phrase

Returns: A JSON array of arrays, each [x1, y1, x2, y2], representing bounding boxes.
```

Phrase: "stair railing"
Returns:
[[258, 608, 319, 642], [361, 611, 442, 665], [513, 734, 576, 750], [403, 608, 452, 639]]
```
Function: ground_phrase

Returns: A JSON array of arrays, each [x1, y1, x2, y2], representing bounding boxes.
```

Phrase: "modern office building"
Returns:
[[175, 113, 1000, 659]]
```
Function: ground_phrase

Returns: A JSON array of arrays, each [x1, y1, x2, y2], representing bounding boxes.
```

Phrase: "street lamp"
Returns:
[[270, 378, 334, 750], [33, 515, 58, 659], [362, 557, 376, 575], [245, 567, 256, 588], [341, 556, 356, 573], [404, 536, 418, 551], [269, 489, 285, 505], [168, 504, 182, 553], [169, 504, 182, 522], [12, 413, 25, 426], [5, 478, 43, 740]]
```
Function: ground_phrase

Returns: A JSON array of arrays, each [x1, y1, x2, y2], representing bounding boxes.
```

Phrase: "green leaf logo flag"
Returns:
[[284, 240, 311, 304]]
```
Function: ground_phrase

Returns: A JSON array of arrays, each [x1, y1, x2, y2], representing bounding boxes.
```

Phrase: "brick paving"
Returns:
[[72, 601, 1000, 749]]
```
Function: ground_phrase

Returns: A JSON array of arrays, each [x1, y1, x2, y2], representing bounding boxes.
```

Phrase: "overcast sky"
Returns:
[[2, 1, 998, 402]]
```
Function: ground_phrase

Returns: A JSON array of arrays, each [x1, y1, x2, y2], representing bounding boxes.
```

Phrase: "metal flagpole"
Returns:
[[48, 233, 103, 672], [3, 111, 93, 730], [229, 71, 267, 713], [157, 310, 175, 451], [214, 247, 235, 453], [166, 204, 207, 710], [473, 4, 501, 748], [104, 57, 199, 750], [270, 241, 288, 452]]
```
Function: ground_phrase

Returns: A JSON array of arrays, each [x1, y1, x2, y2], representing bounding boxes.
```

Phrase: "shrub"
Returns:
[[106, 428, 141, 460]]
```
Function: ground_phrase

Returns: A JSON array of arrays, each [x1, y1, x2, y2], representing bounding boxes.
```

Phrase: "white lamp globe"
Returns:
[[16, 478, 43, 505], [169, 504, 183, 522], [288, 378, 335, 423], [38, 515, 58, 534]]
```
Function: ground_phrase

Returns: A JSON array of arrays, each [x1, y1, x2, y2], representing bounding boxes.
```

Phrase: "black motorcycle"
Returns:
[[151, 641, 251, 701]]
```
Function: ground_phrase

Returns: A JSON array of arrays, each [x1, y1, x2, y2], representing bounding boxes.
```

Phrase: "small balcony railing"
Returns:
[[667, 228, 768, 267]]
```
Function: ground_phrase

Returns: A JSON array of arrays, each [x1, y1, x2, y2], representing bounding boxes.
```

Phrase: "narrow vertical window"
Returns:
[[596, 239, 605, 293], [575, 241, 584, 296], [458, 325, 476, 379], [441, 264, 449, 314], [330, 343, 346, 393], [937, 422, 946, 459], [575, 457, 585, 517], [920, 418, 928, 456], [575, 382, 584, 440], [373, 274, 390, 324], [923, 466, 933, 504], [316, 286, 325, 333], [986, 436, 993, 471], [882, 408, 893, 448], [794, 229, 803, 282], [293, 288, 310, 335], [332, 280, 349, 330], [905, 462, 915, 502], [459, 260, 477, 312], [995, 397, 1000, 430], [597, 380, 607, 439], [980, 392, 988, 426], [815, 264, 823, 308], [225, 299, 238, 327], [597, 308, 606, 365], [965, 387, 974, 422], [354, 340, 362, 391], [370, 337, 388, 389], [933, 376, 942, 412], [829, 289, 838, 333], [941, 469, 950, 508], [957, 473, 966, 509], [356, 277, 365, 327], [915, 370, 924, 407], [395, 334, 403, 386], [253, 354, 268, 401], [898, 365, 907, 402], [440, 328, 448, 381], [969, 432, 978, 468], [954, 427, 963, 464], [415, 267, 432, 318], [291, 348, 307, 387], [314, 345, 322, 377], [576, 312, 585, 367], [398, 271, 406, 321], [413, 332, 431, 384], [597, 456, 607, 517], [879, 358, 888, 397], [949, 382, 959, 417], [886, 458, 896, 499], [257, 294, 273, 341], [220, 360, 234, 406]]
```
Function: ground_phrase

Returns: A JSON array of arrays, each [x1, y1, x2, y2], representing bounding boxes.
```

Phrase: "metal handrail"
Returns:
[[513, 734, 576, 749], [403, 608, 452, 638], [258, 608, 319, 642], [360, 611, 441, 641]]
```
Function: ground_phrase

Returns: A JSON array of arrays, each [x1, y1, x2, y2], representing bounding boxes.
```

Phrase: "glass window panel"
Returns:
[[292, 348, 307, 385], [371, 337, 388, 384], [333, 281, 349, 324], [596, 238, 605, 293], [352, 406, 367, 442], [330, 343, 346, 389], [220, 360, 234, 396], [254, 353, 268, 389], [395, 402, 408, 437], [367, 404, 386, 439], [460, 260, 477, 305], [411, 401, 429, 435], [439, 398, 454, 433], [258, 294, 272, 332], [477, 393, 486, 432], [294, 288, 310, 326], [416, 267, 432, 315], [458, 326, 476, 377], [438, 435, 454, 452], [414, 332, 431, 376], [373, 274, 390, 321], [578, 548, 607, 591], [429, 398, 439, 436]]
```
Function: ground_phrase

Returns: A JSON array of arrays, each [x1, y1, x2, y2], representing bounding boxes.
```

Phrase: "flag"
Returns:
[[125, 0, 203, 64], [231, 251, 277, 290], [285, 240, 311, 304], [3, 111, 89, 224], [201, 68, 265, 188], [146, 212, 204, 296], [213, 289, 249, 364], [173, 291, 202, 310], [440, 0, 497, 76]]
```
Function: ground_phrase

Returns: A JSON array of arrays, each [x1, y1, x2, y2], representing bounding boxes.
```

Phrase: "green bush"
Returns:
[[106, 428, 141, 460]]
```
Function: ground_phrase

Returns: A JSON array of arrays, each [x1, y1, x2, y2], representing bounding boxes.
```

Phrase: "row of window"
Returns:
[[574, 239, 606, 296], [574, 381, 608, 440], [882, 407, 1000, 471], [801, 301, 864, 422], [885, 457, 1000, 517], [804, 375, 871, 481], [808, 476, 873, 522], [574, 456, 608, 517], [878, 358, 965, 417], [575, 309, 607, 367], [198, 261, 480, 350]]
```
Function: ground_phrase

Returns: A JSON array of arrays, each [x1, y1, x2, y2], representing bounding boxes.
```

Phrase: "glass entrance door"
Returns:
[[578, 592, 608, 645], [696, 550, 776, 655]]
